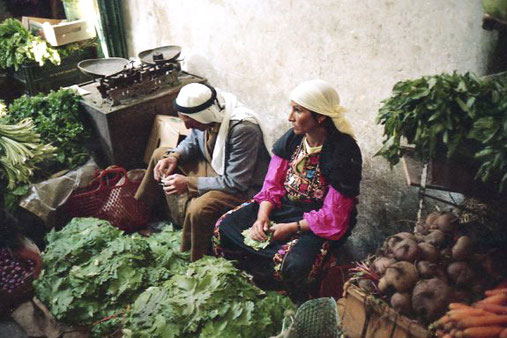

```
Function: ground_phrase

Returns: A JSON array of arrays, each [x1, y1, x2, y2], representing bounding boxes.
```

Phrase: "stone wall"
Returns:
[[122, 0, 496, 258]]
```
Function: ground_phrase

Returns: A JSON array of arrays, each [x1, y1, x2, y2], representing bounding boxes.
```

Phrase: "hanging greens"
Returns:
[[376, 72, 507, 191]]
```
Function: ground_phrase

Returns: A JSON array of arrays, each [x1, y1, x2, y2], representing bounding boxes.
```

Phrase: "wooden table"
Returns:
[[79, 72, 206, 169]]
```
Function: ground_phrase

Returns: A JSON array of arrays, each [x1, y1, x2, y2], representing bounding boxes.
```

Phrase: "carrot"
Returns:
[[435, 329, 446, 338], [474, 302, 507, 314], [485, 288, 507, 296], [500, 327, 507, 338], [478, 292, 507, 305], [449, 308, 487, 316], [434, 314, 452, 328], [457, 314, 507, 328], [449, 302, 474, 310], [443, 321, 455, 331], [449, 309, 488, 321], [462, 326, 504, 337]]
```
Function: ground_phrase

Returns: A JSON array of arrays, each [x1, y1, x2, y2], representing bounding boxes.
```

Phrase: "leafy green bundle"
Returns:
[[3, 89, 91, 174], [376, 72, 507, 191], [0, 18, 60, 70], [0, 118, 55, 189], [123, 256, 294, 338], [34, 218, 189, 336]]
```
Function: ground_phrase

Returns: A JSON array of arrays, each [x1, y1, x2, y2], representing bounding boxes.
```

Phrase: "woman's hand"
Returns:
[[154, 156, 178, 181], [162, 174, 188, 195], [269, 222, 298, 241], [251, 216, 271, 241]]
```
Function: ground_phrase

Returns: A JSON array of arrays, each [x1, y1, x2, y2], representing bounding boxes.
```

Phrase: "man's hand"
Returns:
[[161, 174, 189, 195], [154, 156, 178, 181], [268, 222, 297, 241]]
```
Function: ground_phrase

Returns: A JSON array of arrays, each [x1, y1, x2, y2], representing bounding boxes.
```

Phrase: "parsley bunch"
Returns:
[[3, 88, 91, 175]]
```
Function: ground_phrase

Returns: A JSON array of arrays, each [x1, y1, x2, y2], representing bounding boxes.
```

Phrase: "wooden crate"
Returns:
[[337, 284, 431, 338]]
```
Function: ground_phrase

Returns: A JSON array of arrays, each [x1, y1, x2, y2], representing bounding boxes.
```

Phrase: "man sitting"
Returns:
[[135, 83, 269, 261]]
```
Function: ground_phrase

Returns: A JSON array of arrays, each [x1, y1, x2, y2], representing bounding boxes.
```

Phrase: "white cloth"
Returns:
[[176, 83, 271, 175], [289, 79, 356, 139]]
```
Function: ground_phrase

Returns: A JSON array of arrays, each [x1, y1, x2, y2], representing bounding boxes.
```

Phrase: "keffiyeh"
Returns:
[[174, 83, 269, 175]]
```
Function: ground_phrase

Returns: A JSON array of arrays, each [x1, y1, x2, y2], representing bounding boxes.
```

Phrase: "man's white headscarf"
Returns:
[[289, 79, 355, 139], [174, 83, 269, 175]]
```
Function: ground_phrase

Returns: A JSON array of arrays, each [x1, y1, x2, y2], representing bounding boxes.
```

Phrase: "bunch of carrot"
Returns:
[[433, 285, 507, 337]]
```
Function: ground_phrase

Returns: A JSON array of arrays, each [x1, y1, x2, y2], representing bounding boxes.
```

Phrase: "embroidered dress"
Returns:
[[213, 128, 362, 292]]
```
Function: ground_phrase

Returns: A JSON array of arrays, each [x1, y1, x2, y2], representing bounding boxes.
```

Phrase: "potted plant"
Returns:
[[376, 71, 507, 194]]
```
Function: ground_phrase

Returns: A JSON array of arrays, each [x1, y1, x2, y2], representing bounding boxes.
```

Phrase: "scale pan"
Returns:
[[77, 58, 129, 78], [138, 45, 182, 65]]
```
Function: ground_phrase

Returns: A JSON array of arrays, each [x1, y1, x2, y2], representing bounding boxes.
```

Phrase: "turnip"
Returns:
[[392, 238, 419, 262], [416, 261, 438, 279], [385, 232, 416, 253], [391, 292, 412, 314], [378, 261, 419, 293], [417, 242, 439, 262], [372, 256, 396, 275], [425, 211, 442, 228], [423, 230, 447, 248], [447, 261, 475, 286], [412, 278, 450, 323], [434, 212, 459, 234], [452, 236, 472, 261]]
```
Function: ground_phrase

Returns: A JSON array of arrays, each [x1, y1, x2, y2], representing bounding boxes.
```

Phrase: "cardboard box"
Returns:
[[22, 16, 96, 46], [144, 115, 190, 164]]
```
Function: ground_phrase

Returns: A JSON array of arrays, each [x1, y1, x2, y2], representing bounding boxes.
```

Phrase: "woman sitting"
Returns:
[[213, 79, 362, 300]]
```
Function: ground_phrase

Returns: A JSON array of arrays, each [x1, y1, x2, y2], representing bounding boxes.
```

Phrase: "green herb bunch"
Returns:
[[376, 72, 507, 191], [0, 118, 55, 190], [123, 256, 294, 338], [3, 89, 91, 174], [0, 18, 97, 70], [34, 218, 190, 337], [0, 18, 60, 70]]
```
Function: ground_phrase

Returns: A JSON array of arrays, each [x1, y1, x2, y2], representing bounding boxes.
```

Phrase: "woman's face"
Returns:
[[288, 101, 320, 135]]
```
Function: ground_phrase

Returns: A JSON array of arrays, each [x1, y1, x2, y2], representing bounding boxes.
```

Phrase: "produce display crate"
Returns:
[[337, 284, 431, 338], [11, 47, 95, 96]]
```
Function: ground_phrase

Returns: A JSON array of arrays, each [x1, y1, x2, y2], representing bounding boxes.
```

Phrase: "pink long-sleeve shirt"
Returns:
[[254, 155, 355, 241]]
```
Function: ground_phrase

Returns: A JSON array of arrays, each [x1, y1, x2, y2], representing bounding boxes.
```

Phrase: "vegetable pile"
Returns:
[[376, 72, 507, 191], [122, 256, 294, 338], [34, 218, 189, 337], [0, 18, 96, 70], [353, 211, 501, 324], [433, 283, 507, 337], [35, 218, 293, 337], [2, 88, 91, 173], [0, 118, 55, 189], [0, 18, 60, 70]]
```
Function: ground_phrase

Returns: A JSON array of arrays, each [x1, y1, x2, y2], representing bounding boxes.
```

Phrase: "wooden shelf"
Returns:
[[401, 149, 475, 195]]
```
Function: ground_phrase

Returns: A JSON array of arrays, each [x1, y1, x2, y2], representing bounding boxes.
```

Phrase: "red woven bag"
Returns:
[[63, 166, 149, 232]]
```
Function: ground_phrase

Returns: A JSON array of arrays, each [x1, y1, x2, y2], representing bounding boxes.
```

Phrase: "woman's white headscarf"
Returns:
[[174, 83, 270, 175], [289, 79, 355, 139]]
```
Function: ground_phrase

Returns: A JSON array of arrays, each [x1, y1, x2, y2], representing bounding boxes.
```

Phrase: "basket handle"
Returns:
[[97, 166, 129, 189]]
